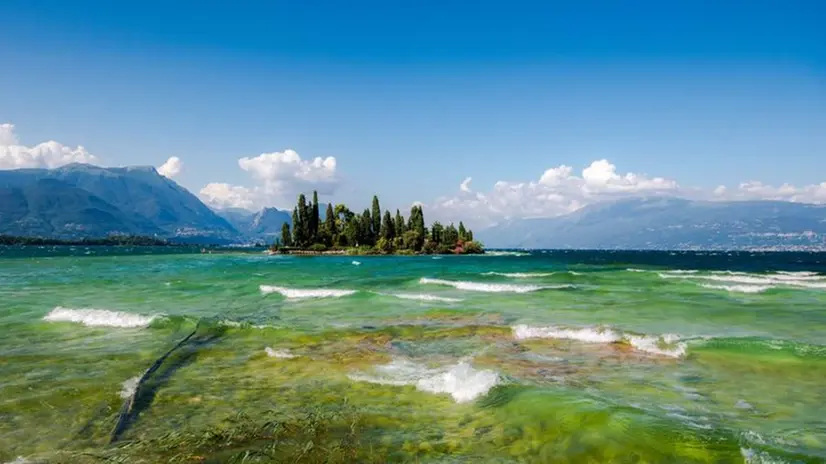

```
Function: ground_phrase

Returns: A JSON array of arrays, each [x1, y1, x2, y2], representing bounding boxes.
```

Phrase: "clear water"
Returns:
[[1, 248, 825, 463]]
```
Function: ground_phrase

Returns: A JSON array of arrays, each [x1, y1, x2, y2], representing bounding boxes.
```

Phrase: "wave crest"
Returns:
[[349, 359, 500, 403], [43, 307, 157, 328], [483, 272, 555, 278], [513, 324, 686, 358], [260, 286, 356, 299], [420, 277, 564, 293], [389, 293, 463, 303]]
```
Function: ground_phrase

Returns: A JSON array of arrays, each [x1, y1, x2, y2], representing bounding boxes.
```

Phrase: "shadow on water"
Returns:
[[109, 323, 227, 443]]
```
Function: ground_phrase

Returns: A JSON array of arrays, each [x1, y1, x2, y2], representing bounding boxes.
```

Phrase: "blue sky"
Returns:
[[1, 0, 824, 223]]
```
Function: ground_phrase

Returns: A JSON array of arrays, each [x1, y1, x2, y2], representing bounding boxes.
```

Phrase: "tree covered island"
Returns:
[[271, 192, 483, 255]]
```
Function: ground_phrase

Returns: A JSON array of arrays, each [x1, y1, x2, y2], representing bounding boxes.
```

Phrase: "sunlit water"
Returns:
[[1, 248, 825, 463]]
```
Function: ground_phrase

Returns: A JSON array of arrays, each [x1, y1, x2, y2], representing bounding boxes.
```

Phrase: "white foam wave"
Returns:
[[627, 334, 686, 358], [513, 324, 621, 343], [260, 285, 356, 299], [661, 271, 826, 289], [485, 251, 529, 257], [349, 359, 500, 403], [43, 307, 156, 328], [700, 284, 771, 294], [626, 268, 648, 273], [483, 272, 555, 278], [265, 347, 297, 359], [420, 277, 553, 293], [389, 293, 463, 303], [352, 261, 361, 266], [119, 376, 141, 399], [513, 325, 687, 358]]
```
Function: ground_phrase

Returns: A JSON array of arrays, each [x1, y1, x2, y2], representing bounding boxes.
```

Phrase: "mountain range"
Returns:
[[479, 196, 826, 250], [0, 164, 237, 243], [2, 164, 826, 250]]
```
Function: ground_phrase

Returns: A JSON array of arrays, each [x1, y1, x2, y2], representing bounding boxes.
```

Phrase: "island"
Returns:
[[269, 192, 484, 255]]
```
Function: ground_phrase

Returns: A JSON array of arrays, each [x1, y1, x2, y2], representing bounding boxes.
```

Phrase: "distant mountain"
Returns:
[[479, 197, 826, 250], [0, 164, 237, 242], [218, 204, 329, 240]]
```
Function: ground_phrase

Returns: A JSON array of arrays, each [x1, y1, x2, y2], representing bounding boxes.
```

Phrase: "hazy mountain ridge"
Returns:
[[480, 197, 826, 250], [0, 164, 236, 242]]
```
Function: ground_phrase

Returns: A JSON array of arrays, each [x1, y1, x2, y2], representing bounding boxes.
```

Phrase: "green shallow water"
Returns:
[[1, 249, 825, 463]]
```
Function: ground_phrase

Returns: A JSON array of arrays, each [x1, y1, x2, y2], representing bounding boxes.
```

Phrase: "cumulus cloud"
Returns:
[[0, 123, 100, 169], [199, 149, 340, 210], [157, 156, 182, 178], [431, 159, 679, 227], [199, 183, 261, 210]]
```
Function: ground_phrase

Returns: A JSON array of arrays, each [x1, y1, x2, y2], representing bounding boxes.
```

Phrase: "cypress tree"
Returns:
[[325, 203, 336, 244], [458, 222, 467, 241], [371, 195, 381, 239], [395, 209, 405, 235], [444, 223, 459, 245], [430, 221, 444, 244], [281, 222, 292, 247], [365, 209, 375, 245], [310, 191, 320, 243], [467, 229, 474, 241], [381, 210, 394, 240], [291, 207, 301, 246]]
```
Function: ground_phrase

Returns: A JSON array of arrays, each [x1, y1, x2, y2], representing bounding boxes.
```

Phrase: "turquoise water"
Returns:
[[1, 249, 825, 463]]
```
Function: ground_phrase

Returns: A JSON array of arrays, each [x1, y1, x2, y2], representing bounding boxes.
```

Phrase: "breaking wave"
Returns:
[[260, 286, 357, 299], [700, 284, 771, 294], [349, 358, 500, 403], [512, 324, 686, 358], [43, 307, 157, 328], [420, 277, 567, 293], [388, 293, 463, 303], [482, 272, 555, 278], [659, 270, 826, 291]]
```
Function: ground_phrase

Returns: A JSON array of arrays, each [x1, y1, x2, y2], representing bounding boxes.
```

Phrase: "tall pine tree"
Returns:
[[371, 195, 381, 240], [324, 203, 336, 245], [281, 222, 292, 247], [381, 210, 394, 240], [395, 209, 406, 235], [360, 209, 374, 246], [310, 191, 320, 243], [458, 222, 467, 241]]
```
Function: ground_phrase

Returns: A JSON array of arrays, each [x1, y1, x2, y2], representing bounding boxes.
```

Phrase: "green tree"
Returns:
[[458, 222, 468, 241], [394, 209, 406, 235], [291, 207, 301, 246], [402, 230, 421, 251], [430, 221, 444, 244], [467, 229, 474, 241], [281, 222, 292, 247], [380, 210, 394, 240], [324, 203, 337, 245], [376, 237, 393, 254], [360, 209, 374, 246], [444, 223, 459, 246], [371, 195, 381, 239], [310, 191, 320, 243]]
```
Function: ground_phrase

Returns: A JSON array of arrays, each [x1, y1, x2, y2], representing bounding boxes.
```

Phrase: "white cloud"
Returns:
[[199, 183, 261, 210], [238, 149, 338, 195], [157, 156, 182, 178], [199, 149, 340, 211], [0, 123, 100, 169], [431, 159, 679, 227], [459, 177, 473, 193]]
